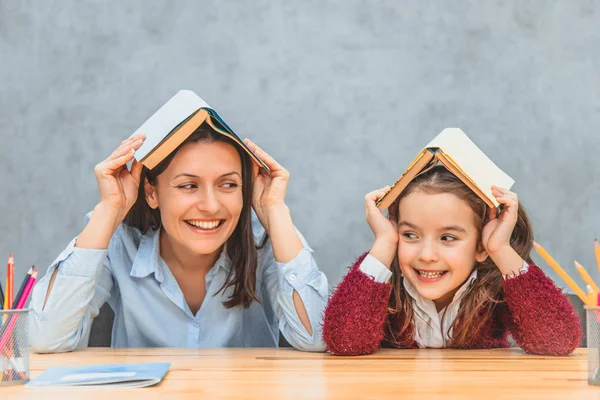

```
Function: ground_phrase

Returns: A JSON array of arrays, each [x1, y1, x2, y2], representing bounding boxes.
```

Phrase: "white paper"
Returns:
[[131, 90, 211, 161]]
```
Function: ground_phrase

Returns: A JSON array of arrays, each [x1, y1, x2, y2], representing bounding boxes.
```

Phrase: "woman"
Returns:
[[29, 126, 329, 352]]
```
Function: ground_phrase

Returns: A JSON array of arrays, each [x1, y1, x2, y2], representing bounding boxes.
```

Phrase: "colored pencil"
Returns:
[[12, 267, 33, 309], [7, 254, 13, 309], [533, 242, 592, 306], [575, 261, 600, 293], [595, 240, 600, 273]]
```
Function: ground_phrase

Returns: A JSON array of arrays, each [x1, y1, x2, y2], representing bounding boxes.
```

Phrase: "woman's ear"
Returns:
[[144, 178, 159, 209]]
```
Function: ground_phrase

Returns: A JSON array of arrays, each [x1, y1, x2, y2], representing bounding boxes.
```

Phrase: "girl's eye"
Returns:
[[402, 232, 418, 239], [178, 184, 197, 190], [441, 235, 457, 242], [220, 182, 240, 189]]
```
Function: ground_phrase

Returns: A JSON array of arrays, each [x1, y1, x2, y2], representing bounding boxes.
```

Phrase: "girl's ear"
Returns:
[[475, 243, 488, 263], [144, 178, 159, 209]]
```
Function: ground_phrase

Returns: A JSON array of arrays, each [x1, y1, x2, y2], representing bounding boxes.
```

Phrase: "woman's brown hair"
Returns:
[[386, 165, 534, 347], [124, 124, 263, 309]]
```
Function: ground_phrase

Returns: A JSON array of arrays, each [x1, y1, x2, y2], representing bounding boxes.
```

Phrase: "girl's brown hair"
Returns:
[[386, 165, 534, 347], [124, 124, 263, 309]]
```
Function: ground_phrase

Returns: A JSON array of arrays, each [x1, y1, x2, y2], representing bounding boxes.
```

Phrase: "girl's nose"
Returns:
[[418, 239, 439, 263]]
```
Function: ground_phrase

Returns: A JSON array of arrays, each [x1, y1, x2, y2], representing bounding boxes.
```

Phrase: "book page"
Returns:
[[132, 90, 211, 161], [427, 128, 514, 205], [377, 149, 434, 209]]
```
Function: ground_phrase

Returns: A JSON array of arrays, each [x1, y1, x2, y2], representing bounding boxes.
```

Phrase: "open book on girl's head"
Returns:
[[377, 128, 514, 210]]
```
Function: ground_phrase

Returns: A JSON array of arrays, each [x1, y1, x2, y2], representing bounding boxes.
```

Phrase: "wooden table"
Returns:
[[1, 348, 596, 399]]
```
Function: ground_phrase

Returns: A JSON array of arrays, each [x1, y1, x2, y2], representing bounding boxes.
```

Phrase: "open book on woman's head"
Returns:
[[131, 90, 268, 171]]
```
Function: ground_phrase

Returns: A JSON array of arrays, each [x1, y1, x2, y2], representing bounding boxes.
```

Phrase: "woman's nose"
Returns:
[[196, 186, 220, 214]]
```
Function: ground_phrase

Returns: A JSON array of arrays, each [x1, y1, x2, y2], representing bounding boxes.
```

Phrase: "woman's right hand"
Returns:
[[365, 187, 399, 268], [93, 134, 146, 216]]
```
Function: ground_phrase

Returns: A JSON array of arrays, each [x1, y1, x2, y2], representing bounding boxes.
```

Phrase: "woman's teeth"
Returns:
[[417, 270, 445, 278], [186, 220, 221, 230]]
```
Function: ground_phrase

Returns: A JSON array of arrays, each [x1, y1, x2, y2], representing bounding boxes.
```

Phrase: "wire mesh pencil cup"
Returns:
[[0, 309, 30, 386], [586, 306, 600, 385]]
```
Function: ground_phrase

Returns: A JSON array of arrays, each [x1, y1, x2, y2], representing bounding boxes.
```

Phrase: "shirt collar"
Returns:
[[130, 228, 163, 280], [209, 244, 232, 276], [130, 229, 232, 281]]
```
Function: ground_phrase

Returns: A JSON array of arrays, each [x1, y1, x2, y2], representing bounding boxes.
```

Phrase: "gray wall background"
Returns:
[[1, 1, 599, 294]]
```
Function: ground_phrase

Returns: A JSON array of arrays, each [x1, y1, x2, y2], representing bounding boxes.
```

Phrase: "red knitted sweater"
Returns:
[[323, 253, 582, 356]]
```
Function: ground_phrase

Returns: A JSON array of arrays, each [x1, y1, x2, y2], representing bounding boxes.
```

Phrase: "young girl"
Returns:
[[29, 126, 329, 352], [322, 166, 581, 356]]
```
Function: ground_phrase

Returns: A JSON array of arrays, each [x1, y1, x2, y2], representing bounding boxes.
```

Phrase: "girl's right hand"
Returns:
[[365, 187, 399, 243], [365, 187, 399, 268], [93, 134, 146, 215]]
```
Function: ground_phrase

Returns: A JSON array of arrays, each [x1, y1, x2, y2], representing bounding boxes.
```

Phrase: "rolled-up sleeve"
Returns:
[[261, 230, 329, 352], [28, 214, 114, 353]]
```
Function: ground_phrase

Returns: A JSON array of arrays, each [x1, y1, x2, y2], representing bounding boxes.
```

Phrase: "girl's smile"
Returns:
[[413, 269, 448, 282]]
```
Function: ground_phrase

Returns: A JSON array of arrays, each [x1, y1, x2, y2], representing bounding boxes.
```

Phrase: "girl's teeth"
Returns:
[[188, 220, 220, 230], [417, 270, 444, 278]]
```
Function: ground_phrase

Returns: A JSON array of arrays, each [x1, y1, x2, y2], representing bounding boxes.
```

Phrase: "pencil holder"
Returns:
[[586, 306, 600, 385], [0, 309, 30, 386]]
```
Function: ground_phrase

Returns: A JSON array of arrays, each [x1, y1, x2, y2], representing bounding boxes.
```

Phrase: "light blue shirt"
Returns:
[[29, 212, 329, 353]]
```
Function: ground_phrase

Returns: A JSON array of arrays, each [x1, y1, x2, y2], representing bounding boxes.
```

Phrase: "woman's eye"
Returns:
[[220, 182, 240, 189], [441, 235, 457, 242], [402, 232, 417, 239], [178, 184, 197, 190]]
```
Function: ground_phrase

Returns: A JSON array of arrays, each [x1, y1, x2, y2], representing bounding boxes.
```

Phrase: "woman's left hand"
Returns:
[[244, 139, 290, 231], [481, 186, 519, 257]]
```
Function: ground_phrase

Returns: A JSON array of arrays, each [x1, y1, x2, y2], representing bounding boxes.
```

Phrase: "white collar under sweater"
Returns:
[[359, 254, 477, 348]]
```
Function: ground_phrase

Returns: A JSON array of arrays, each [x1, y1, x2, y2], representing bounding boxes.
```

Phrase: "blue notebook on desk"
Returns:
[[25, 362, 170, 389]]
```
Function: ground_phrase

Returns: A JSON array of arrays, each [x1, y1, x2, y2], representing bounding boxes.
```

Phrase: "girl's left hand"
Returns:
[[481, 186, 519, 256], [244, 139, 290, 229]]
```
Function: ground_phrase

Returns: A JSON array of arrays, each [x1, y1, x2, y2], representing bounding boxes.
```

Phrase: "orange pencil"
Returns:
[[533, 242, 592, 306], [2, 254, 13, 324], [587, 285, 598, 307], [575, 261, 600, 293], [595, 239, 600, 273]]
